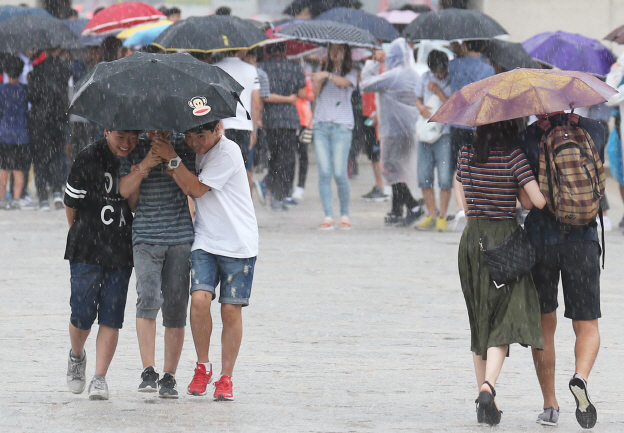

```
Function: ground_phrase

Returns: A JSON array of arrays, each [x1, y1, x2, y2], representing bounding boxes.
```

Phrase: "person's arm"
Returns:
[[119, 150, 162, 198], [520, 180, 546, 209], [416, 97, 432, 118], [297, 87, 307, 99], [311, 71, 326, 96], [66, 206, 78, 227], [127, 191, 139, 211], [264, 93, 297, 105], [150, 137, 211, 198], [428, 81, 449, 103], [455, 177, 469, 214], [251, 89, 261, 148]]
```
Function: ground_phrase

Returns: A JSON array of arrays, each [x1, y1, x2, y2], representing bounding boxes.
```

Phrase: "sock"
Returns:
[[163, 372, 175, 378], [93, 374, 105, 380], [70, 349, 85, 360], [200, 362, 212, 372]]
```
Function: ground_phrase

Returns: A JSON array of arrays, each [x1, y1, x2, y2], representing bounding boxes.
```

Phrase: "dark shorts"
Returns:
[[531, 241, 601, 320], [361, 124, 380, 162], [450, 127, 475, 168], [190, 250, 256, 306], [224, 129, 252, 171], [0, 143, 30, 171], [69, 263, 132, 330]]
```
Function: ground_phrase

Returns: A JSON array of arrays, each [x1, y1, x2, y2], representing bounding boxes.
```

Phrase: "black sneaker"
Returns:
[[138, 366, 159, 392], [569, 373, 597, 429], [362, 186, 389, 202], [158, 373, 179, 399], [401, 207, 425, 227], [384, 212, 403, 225]]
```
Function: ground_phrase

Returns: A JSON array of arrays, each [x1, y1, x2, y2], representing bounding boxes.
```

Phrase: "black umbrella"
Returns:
[[402, 8, 507, 42], [69, 52, 244, 131], [152, 15, 268, 53], [283, 0, 362, 18], [274, 20, 379, 49], [315, 7, 398, 42], [483, 40, 541, 71], [0, 15, 82, 53]]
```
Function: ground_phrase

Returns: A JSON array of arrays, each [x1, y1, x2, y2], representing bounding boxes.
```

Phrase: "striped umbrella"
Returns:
[[274, 20, 379, 49]]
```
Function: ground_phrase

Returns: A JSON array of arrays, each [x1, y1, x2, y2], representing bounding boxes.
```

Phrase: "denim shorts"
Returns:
[[190, 250, 256, 306], [69, 263, 132, 330], [417, 134, 454, 189]]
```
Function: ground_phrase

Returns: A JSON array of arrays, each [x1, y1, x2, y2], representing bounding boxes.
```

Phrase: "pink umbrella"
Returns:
[[82, 2, 165, 36], [377, 10, 418, 25], [430, 69, 617, 127]]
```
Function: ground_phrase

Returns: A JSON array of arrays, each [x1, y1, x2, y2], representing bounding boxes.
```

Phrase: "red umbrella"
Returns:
[[264, 23, 318, 58], [82, 2, 165, 36]]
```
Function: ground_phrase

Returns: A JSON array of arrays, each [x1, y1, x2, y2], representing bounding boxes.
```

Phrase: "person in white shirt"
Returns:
[[151, 120, 258, 402], [214, 51, 262, 191]]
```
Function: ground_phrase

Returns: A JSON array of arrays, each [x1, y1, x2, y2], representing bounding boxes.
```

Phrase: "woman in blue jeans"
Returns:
[[311, 44, 359, 230]]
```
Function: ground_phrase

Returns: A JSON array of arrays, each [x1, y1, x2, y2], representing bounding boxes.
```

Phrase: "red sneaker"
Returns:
[[187, 362, 212, 396], [213, 375, 234, 401]]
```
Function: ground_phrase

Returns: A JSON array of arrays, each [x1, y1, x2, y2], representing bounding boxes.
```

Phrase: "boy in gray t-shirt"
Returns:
[[119, 130, 195, 399]]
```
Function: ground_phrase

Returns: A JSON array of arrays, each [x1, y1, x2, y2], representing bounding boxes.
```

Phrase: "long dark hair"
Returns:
[[470, 120, 519, 164], [322, 44, 353, 76]]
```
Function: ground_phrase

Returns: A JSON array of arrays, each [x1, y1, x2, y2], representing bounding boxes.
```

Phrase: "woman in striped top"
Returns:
[[455, 120, 546, 425]]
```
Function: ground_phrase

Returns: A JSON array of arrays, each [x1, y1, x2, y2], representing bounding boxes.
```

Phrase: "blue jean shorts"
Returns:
[[190, 250, 256, 306], [69, 262, 132, 330], [417, 134, 454, 189]]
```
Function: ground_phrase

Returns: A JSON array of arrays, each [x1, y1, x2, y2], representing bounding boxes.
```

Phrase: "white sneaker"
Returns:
[[597, 215, 612, 231], [451, 209, 466, 232], [383, 185, 392, 196], [66, 350, 87, 394], [17, 197, 37, 210], [88, 375, 109, 400], [292, 186, 304, 201]]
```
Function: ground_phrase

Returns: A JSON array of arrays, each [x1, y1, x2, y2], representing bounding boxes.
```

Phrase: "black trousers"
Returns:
[[391, 182, 418, 216], [264, 128, 297, 201], [296, 139, 308, 189], [30, 120, 67, 200]]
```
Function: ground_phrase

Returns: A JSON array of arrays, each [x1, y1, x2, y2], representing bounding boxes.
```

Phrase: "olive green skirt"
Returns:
[[458, 218, 543, 359]]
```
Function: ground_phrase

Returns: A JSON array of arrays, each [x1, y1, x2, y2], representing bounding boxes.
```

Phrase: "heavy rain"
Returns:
[[1, 0, 624, 431]]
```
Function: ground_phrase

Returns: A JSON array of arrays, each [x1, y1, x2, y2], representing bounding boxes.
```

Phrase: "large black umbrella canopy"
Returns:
[[0, 15, 82, 53], [274, 20, 379, 49], [315, 7, 399, 42], [483, 40, 541, 71], [402, 8, 507, 42], [283, 0, 362, 18], [69, 52, 244, 132], [152, 15, 268, 53]]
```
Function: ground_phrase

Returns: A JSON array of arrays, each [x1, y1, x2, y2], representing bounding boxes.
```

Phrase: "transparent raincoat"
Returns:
[[360, 37, 420, 188]]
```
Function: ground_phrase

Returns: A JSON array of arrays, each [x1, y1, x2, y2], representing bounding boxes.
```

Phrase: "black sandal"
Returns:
[[477, 381, 502, 425], [475, 398, 485, 423]]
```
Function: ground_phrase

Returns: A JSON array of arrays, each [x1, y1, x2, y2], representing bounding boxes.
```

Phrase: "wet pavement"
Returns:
[[1, 157, 623, 432]]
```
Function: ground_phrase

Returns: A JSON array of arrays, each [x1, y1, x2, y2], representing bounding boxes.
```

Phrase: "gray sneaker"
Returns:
[[66, 350, 87, 394], [536, 406, 559, 426], [361, 186, 389, 202], [88, 375, 109, 400]]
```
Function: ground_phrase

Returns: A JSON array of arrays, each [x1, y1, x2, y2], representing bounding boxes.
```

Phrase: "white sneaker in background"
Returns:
[[451, 209, 466, 232], [383, 185, 392, 196], [292, 186, 305, 201], [597, 215, 612, 231]]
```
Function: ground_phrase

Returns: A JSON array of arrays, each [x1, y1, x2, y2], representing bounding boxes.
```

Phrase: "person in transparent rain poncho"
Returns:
[[360, 38, 423, 227]]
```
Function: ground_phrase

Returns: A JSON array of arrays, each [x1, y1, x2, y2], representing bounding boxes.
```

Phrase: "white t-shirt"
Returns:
[[215, 57, 260, 131], [192, 136, 259, 258]]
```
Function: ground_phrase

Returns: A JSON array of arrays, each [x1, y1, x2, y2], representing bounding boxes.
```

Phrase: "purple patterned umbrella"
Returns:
[[523, 31, 616, 76]]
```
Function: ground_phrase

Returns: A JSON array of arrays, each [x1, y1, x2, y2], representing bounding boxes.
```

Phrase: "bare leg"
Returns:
[[619, 184, 624, 202], [163, 327, 185, 375], [220, 304, 243, 377], [11, 170, 24, 200], [69, 322, 90, 357], [472, 352, 486, 393], [94, 325, 119, 376], [439, 188, 452, 218], [0, 169, 8, 200], [532, 312, 558, 409], [136, 317, 156, 369], [572, 319, 600, 380], [421, 187, 437, 217], [372, 161, 384, 191], [482, 345, 508, 391], [190, 291, 213, 363]]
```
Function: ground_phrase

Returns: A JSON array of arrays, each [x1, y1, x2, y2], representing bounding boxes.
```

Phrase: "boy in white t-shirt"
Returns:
[[151, 120, 258, 401]]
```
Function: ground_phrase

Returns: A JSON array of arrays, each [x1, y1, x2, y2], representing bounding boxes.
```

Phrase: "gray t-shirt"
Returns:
[[120, 134, 195, 246], [313, 68, 358, 130]]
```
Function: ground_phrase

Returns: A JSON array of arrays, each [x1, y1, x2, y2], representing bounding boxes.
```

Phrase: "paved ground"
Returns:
[[1, 156, 624, 432]]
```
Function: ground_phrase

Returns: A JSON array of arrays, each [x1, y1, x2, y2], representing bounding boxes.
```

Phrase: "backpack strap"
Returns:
[[598, 207, 605, 269]]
